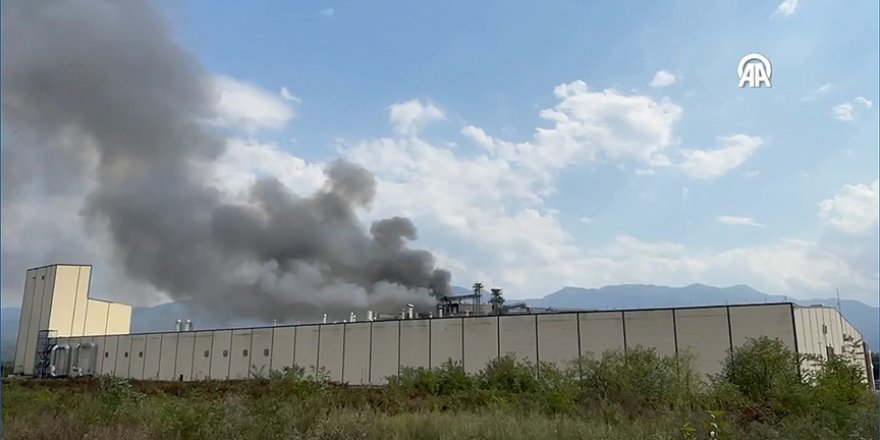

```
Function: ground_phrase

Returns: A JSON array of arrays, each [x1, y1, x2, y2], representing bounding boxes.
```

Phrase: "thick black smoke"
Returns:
[[1, 0, 450, 321]]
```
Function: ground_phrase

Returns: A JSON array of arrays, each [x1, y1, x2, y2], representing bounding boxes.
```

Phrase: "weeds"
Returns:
[[3, 336, 877, 440]]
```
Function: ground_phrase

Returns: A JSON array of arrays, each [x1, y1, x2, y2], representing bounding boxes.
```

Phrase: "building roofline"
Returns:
[[58, 302, 797, 339]]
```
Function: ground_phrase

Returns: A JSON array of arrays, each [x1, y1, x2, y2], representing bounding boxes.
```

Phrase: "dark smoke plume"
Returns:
[[1, 0, 450, 321]]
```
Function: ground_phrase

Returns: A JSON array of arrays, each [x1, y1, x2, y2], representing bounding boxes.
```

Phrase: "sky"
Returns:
[[2, 0, 878, 307]]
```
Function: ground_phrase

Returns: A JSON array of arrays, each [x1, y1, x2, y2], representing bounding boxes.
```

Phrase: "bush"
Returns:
[[577, 346, 698, 409], [478, 355, 539, 394], [388, 360, 474, 397], [714, 336, 810, 416]]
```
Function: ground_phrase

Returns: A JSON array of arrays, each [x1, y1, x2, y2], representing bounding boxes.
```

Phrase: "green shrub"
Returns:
[[577, 346, 698, 409], [714, 336, 810, 416], [478, 354, 539, 394]]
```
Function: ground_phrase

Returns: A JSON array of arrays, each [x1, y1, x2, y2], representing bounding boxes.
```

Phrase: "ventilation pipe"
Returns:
[[175, 319, 182, 332], [406, 304, 414, 320], [322, 314, 328, 324], [350, 312, 357, 322], [185, 319, 193, 331], [366, 310, 374, 321]]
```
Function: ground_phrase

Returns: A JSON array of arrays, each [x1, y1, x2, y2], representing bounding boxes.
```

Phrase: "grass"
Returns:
[[2, 337, 877, 440]]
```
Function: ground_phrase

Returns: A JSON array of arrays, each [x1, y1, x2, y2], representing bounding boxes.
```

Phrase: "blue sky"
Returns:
[[3, 0, 876, 308], [151, 0, 880, 304]]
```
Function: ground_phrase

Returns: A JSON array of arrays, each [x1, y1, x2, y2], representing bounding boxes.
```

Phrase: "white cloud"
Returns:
[[331, 92, 880, 303], [716, 216, 766, 228], [833, 96, 873, 121], [802, 83, 834, 101], [462, 80, 683, 180], [774, 0, 799, 17], [388, 99, 445, 136], [212, 75, 296, 131], [744, 170, 760, 178], [319, 8, 334, 17], [635, 168, 655, 175], [819, 180, 879, 236], [578, 217, 593, 224], [679, 134, 764, 179], [649, 70, 677, 88], [212, 138, 325, 197], [854, 96, 873, 108], [280, 86, 301, 103], [832, 103, 854, 121]]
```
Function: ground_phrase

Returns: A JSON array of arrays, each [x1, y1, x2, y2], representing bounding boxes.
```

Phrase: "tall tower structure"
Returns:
[[12, 264, 132, 375]]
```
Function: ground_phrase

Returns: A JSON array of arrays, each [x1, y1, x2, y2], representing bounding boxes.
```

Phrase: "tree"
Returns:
[[489, 288, 504, 314]]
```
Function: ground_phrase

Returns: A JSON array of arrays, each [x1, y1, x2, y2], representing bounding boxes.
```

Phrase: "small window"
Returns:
[[263, 348, 270, 357], [138, 351, 144, 358], [222, 349, 229, 358], [242, 349, 249, 357], [105, 352, 110, 358], [203, 350, 210, 358], [124, 351, 129, 358], [822, 324, 828, 334]]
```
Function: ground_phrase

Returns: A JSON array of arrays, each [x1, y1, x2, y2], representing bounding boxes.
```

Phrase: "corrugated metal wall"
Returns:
[[48, 303, 866, 385]]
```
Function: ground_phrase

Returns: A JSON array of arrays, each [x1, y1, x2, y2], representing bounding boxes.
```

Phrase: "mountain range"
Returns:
[[2, 283, 877, 364]]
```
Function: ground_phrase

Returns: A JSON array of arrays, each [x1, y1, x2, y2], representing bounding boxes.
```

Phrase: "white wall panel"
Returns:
[[625, 310, 676, 357], [49, 266, 79, 336], [730, 304, 795, 350], [537, 313, 579, 368], [370, 321, 399, 384], [463, 317, 498, 374], [70, 266, 91, 337], [250, 329, 273, 378], [13, 269, 37, 374], [343, 323, 371, 385], [319, 324, 344, 381], [499, 315, 537, 364], [210, 330, 232, 380], [675, 308, 730, 377], [579, 312, 625, 359], [92, 336, 106, 374], [294, 325, 320, 371], [124, 335, 141, 379], [192, 331, 214, 380], [431, 318, 463, 368], [84, 300, 109, 336], [101, 335, 119, 376], [37, 266, 57, 335], [142, 334, 162, 380], [270, 327, 296, 373], [106, 303, 132, 335], [23, 267, 50, 375], [399, 320, 429, 370], [229, 330, 253, 379], [158, 333, 178, 380], [174, 333, 195, 381]]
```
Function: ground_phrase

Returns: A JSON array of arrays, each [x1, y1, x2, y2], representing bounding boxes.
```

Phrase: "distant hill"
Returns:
[[2, 283, 877, 363]]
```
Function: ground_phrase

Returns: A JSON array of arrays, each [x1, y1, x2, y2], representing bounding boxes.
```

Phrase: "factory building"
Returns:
[[12, 264, 875, 388]]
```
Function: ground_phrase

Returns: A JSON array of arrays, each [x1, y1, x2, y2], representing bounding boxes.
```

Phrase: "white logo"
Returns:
[[737, 53, 772, 88]]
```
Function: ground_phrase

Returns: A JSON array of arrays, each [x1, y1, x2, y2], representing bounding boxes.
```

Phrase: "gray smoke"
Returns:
[[1, 0, 450, 321]]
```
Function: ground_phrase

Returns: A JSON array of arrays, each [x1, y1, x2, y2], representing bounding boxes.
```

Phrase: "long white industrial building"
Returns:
[[13, 264, 876, 387]]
